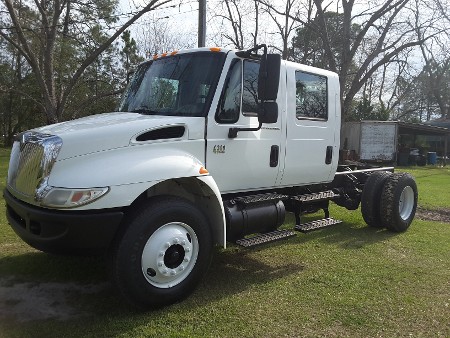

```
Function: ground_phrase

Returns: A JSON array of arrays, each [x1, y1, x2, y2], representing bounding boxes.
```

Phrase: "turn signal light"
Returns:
[[199, 167, 209, 174]]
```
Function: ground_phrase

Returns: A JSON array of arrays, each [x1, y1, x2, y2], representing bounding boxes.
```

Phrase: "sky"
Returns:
[[118, 0, 200, 50]]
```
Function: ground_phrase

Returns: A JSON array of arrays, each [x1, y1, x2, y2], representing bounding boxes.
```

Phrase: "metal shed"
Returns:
[[341, 121, 449, 166]]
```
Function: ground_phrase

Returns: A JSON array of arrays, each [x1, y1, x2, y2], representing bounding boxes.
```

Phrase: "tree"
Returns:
[[346, 97, 389, 122], [291, 11, 361, 75], [0, 0, 173, 124], [414, 0, 450, 120], [210, 0, 260, 50], [137, 15, 195, 57], [121, 30, 144, 81], [264, 0, 434, 121], [259, 0, 300, 60]]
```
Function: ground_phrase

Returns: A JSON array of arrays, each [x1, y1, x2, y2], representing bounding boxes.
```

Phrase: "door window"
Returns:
[[295, 71, 328, 120], [216, 59, 260, 123], [242, 61, 260, 116]]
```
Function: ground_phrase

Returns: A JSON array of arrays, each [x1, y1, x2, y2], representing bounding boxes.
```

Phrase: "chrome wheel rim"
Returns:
[[141, 222, 199, 288], [399, 186, 414, 220]]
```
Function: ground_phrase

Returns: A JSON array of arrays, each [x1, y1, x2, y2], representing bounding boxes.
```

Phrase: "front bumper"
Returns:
[[4, 189, 124, 254]]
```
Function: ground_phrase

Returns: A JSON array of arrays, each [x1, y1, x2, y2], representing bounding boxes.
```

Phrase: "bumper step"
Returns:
[[295, 218, 342, 233], [235, 229, 296, 248]]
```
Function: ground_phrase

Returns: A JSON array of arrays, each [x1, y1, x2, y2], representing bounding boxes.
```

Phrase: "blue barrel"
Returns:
[[427, 152, 437, 165]]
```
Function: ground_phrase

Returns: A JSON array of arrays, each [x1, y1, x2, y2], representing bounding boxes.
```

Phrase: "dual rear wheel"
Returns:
[[361, 172, 418, 232]]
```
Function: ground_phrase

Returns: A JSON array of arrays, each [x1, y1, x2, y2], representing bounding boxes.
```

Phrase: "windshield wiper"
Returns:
[[130, 107, 160, 115]]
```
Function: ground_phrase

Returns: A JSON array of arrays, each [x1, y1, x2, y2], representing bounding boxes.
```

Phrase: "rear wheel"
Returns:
[[112, 197, 212, 308], [380, 173, 418, 232], [361, 171, 392, 228]]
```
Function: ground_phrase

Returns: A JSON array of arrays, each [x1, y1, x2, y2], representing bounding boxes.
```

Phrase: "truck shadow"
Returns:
[[283, 213, 400, 249]]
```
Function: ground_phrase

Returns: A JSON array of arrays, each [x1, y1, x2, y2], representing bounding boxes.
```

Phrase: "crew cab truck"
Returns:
[[4, 45, 418, 308]]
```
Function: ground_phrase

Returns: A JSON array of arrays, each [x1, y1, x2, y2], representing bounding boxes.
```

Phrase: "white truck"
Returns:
[[4, 45, 418, 308]]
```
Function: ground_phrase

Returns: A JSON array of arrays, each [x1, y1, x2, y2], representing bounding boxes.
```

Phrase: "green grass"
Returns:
[[397, 166, 450, 209], [0, 149, 449, 338]]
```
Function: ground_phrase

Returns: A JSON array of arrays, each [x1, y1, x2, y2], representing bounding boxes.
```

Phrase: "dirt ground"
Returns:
[[0, 276, 107, 323], [416, 207, 450, 223]]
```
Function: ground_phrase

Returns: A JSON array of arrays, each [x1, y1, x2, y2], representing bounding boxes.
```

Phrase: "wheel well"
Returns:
[[128, 178, 225, 246]]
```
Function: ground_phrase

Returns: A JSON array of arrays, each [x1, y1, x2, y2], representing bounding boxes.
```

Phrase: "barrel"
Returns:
[[427, 152, 437, 165]]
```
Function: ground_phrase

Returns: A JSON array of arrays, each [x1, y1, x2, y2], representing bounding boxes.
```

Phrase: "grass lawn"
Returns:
[[0, 147, 449, 338]]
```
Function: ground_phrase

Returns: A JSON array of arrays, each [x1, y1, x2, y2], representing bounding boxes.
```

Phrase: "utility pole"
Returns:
[[198, 0, 206, 47]]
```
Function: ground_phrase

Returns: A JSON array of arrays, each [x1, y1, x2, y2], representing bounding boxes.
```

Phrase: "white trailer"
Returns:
[[341, 121, 398, 162]]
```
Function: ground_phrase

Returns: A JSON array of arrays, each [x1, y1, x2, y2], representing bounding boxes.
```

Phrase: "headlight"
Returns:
[[41, 187, 109, 208]]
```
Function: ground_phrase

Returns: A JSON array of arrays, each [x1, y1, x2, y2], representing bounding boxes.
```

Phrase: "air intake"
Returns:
[[136, 126, 185, 142]]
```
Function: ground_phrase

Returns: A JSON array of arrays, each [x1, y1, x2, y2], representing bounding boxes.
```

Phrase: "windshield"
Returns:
[[118, 52, 225, 117]]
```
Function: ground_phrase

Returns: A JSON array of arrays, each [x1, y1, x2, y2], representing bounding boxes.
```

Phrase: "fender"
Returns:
[[197, 175, 226, 248]]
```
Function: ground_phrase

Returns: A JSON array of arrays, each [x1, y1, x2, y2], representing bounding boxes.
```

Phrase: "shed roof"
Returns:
[[397, 121, 449, 136]]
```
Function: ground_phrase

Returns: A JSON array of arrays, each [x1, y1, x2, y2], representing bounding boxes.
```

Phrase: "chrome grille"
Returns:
[[7, 132, 62, 202]]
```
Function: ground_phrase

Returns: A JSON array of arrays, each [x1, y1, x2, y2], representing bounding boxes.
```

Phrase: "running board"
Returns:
[[294, 218, 342, 233], [235, 230, 296, 248]]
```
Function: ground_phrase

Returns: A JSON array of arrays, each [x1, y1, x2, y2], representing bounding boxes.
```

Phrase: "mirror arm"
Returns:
[[235, 44, 267, 59], [228, 122, 262, 139]]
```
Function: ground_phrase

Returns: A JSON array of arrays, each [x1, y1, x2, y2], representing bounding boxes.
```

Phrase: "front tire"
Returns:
[[380, 173, 418, 232], [112, 197, 212, 308]]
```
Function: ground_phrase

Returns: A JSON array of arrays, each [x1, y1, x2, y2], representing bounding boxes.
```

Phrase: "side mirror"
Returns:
[[258, 54, 281, 101], [258, 102, 278, 124]]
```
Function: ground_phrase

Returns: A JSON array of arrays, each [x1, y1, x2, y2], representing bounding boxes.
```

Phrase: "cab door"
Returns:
[[206, 58, 283, 193], [280, 65, 340, 186]]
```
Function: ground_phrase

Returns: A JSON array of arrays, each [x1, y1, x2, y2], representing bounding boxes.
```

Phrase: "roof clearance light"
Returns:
[[170, 51, 178, 56], [210, 47, 221, 52]]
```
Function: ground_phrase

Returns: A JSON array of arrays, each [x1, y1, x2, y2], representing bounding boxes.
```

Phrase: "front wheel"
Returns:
[[112, 197, 212, 308]]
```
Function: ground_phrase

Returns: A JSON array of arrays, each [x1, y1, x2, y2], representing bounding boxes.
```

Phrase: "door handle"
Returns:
[[270, 145, 279, 167], [325, 146, 333, 164]]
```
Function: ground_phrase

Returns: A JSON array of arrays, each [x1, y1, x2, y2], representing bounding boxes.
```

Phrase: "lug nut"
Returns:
[[170, 270, 176, 276]]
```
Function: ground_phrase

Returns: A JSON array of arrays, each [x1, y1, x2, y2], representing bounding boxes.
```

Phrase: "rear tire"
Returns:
[[380, 173, 418, 232], [361, 171, 392, 228], [112, 196, 212, 308]]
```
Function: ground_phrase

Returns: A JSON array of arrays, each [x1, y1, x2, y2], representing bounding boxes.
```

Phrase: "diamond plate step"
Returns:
[[292, 190, 339, 203], [235, 230, 296, 248], [294, 218, 342, 233], [232, 193, 287, 205]]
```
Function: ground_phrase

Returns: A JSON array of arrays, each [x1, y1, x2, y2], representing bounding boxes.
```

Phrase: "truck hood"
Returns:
[[35, 112, 205, 160]]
